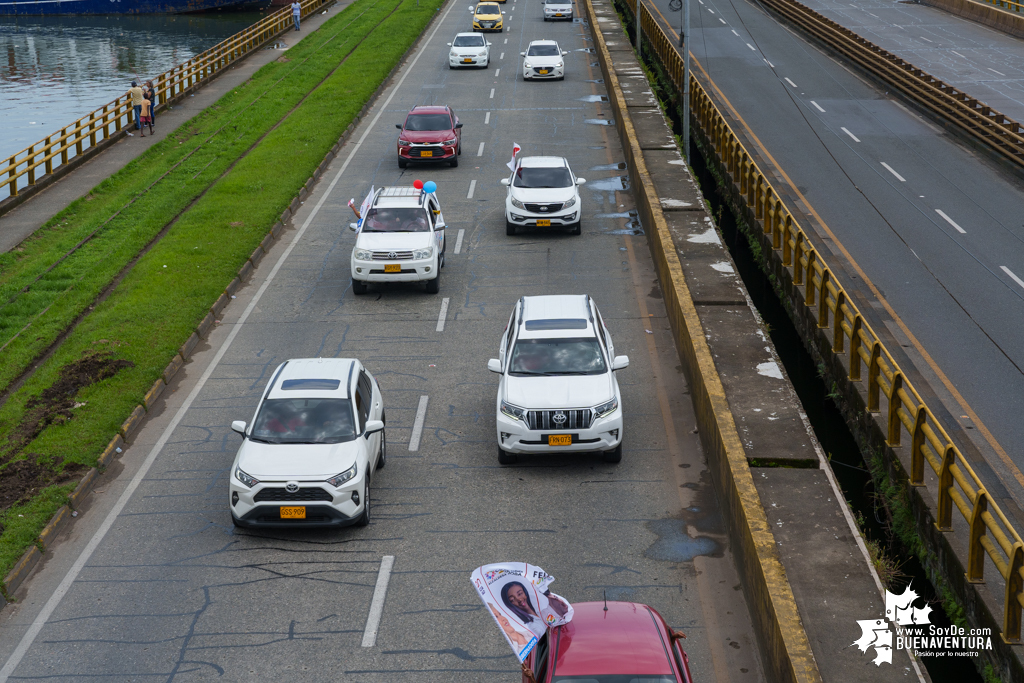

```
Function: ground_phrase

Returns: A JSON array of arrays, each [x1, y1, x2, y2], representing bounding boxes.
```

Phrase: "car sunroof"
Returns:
[[524, 318, 588, 331], [280, 379, 341, 391]]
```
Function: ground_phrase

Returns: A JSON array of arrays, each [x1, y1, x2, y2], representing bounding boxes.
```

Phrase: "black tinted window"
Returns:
[[363, 207, 430, 232], [280, 378, 340, 391], [251, 398, 356, 444], [476, 3, 499, 12], [514, 166, 573, 188], [405, 114, 452, 131], [453, 35, 485, 46], [528, 45, 560, 56], [509, 338, 607, 376]]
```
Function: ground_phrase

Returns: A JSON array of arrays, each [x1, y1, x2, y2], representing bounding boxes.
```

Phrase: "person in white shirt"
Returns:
[[291, 1, 301, 31]]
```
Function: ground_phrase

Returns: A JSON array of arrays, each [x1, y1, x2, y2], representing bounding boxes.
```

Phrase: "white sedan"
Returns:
[[448, 32, 492, 68], [542, 0, 573, 20], [521, 39, 568, 80], [502, 155, 585, 235]]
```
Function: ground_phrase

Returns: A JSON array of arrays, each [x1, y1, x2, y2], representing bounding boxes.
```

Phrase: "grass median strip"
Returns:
[[0, 0, 442, 585]]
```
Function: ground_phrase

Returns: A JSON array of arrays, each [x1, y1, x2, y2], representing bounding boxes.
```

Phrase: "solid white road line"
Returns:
[[747, 43, 756, 51], [484, 111, 491, 124], [952, 50, 967, 59], [360, 556, 396, 648], [841, 126, 860, 142], [0, 0, 461, 676], [494, 68, 500, 77], [784, 76, 797, 87], [935, 209, 967, 234], [731, 29, 739, 36], [477, 141, 485, 156], [490, 88, 495, 98], [1001, 266, 1024, 290], [881, 162, 906, 181], [436, 298, 450, 332], [454, 228, 466, 254], [810, 100, 825, 113], [408, 396, 429, 451], [467, 179, 477, 199]]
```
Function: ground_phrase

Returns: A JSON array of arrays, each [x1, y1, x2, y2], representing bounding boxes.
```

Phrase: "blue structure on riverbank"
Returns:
[[0, 0, 264, 15]]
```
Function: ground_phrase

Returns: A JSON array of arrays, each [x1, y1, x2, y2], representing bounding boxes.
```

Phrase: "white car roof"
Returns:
[[266, 358, 356, 399], [518, 155, 568, 168], [454, 31, 484, 37], [528, 39, 560, 46], [518, 295, 596, 339]]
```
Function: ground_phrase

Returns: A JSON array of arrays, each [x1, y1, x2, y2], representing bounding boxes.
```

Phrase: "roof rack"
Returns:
[[378, 187, 422, 198]]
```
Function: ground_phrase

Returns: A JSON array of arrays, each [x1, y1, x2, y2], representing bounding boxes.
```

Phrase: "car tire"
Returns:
[[450, 154, 459, 168], [603, 443, 623, 463], [398, 156, 407, 169], [498, 447, 518, 465], [506, 221, 516, 236], [352, 278, 368, 295], [571, 222, 581, 236], [355, 481, 370, 527], [458, 143, 462, 156], [558, 75, 565, 81], [425, 270, 441, 294], [376, 426, 386, 470], [231, 515, 246, 528]]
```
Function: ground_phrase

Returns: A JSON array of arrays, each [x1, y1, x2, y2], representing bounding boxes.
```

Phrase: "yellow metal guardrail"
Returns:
[[986, 0, 1024, 15], [1, 0, 332, 202], [623, 0, 1024, 643]]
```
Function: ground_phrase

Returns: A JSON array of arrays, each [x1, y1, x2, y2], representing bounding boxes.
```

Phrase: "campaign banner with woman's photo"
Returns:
[[470, 562, 574, 662]]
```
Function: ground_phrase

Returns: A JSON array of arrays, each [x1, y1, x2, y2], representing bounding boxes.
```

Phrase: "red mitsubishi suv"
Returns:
[[396, 105, 463, 168]]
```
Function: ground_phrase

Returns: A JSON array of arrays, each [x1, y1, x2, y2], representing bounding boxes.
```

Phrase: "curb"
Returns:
[[584, 1, 821, 681], [0, 0, 451, 607]]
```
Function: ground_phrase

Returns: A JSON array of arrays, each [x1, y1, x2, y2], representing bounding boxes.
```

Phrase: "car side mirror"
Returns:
[[502, 10, 506, 13], [455, 122, 464, 128], [562, 50, 568, 55], [364, 419, 385, 435], [395, 124, 402, 129], [469, 5, 474, 9], [231, 420, 247, 435], [500, 178, 511, 186], [487, 41, 492, 45], [576, 177, 587, 185], [520, 51, 526, 56], [349, 222, 359, 231], [487, 358, 502, 373], [612, 355, 630, 371]]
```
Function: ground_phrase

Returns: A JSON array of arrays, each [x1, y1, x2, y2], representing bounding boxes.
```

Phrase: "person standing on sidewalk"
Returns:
[[144, 81, 157, 129], [139, 96, 154, 137], [291, 0, 301, 31], [127, 81, 145, 133]]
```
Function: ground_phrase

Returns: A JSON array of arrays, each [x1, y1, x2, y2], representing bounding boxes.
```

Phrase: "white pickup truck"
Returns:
[[349, 186, 446, 294]]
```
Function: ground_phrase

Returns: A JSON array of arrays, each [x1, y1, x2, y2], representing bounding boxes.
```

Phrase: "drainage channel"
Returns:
[[608, 3, 985, 680]]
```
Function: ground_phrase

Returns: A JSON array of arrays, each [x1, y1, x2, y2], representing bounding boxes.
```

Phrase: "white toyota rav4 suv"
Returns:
[[488, 295, 629, 464], [502, 156, 586, 235], [229, 358, 386, 528], [350, 186, 446, 294]]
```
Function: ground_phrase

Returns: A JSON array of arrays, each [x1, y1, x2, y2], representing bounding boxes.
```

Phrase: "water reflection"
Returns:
[[0, 11, 266, 158]]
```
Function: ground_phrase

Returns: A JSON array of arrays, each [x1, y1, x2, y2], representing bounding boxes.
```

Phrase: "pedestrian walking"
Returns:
[[127, 81, 145, 132], [144, 80, 157, 129], [291, 0, 301, 30], [139, 97, 154, 137]]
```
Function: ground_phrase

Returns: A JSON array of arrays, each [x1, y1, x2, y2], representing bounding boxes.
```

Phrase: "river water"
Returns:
[[0, 11, 268, 161]]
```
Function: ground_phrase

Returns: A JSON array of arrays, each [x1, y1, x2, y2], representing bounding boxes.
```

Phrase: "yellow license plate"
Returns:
[[463, 58, 473, 63], [548, 434, 572, 446], [384, 264, 401, 273], [280, 506, 306, 519], [555, 13, 563, 16], [539, 69, 549, 74], [536, 219, 551, 227], [421, 150, 433, 157]]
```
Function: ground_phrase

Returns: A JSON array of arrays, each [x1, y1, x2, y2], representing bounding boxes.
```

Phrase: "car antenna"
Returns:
[[603, 589, 608, 612]]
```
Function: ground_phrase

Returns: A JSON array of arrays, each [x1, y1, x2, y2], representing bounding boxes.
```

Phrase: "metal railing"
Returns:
[[1, 0, 332, 202], [983, 0, 1024, 15], [624, 0, 1024, 643]]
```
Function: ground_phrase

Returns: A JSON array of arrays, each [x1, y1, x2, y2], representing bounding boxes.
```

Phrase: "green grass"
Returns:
[[0, 483, 76, 591], [0, 0, 441, 582]]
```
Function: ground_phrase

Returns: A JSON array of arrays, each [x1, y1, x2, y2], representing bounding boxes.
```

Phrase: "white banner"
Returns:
[[470, 562, 573, 662], [506, 142, 521, 172]]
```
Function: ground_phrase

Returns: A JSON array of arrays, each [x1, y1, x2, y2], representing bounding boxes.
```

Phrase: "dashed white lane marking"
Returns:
[[988, 67, 1006, 76], [484, 111, 491, 124], [746, 43, 756, 51], [477, 141, 485, 156], [1001, 266, 1024, 290], [935, 209, 966, 234], [504, 38, 508, 44], [731, 29, 740, 36], [811, 100, 825, 113], [467, 179, 477, 199], [361, 556, 396, 647], [841, 126, 860, 142], [436, 298, 450, 332], [708, 7, 715, 12], [718, 17, 725, 23], [489, 88, 495, 98], [454, 228, 466, 253], [764, 58, 774, 67], [408, 395, 429, 451], [495, 68, 500, 77], [867, 12, 879, 17], [499, 52, 504, 59], [784, 77, 797, 87], [952, 49, 967, 58], [881, 162, 906, 181], [920, 36, 932, 42]]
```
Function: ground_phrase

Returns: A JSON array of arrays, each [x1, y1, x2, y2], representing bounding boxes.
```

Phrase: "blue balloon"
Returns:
[[423, 180, 437, 194]]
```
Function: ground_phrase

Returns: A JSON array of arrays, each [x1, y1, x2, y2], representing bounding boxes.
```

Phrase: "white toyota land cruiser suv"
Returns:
[[488, 294, 629, 464], [350, 186, 446, 294]]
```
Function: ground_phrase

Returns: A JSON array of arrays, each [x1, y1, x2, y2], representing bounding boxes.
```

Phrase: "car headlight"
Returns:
[[413, 246, 434, 260], [524, 61, 532, 68], [354, 249, 372, 260], [500, 401, 527, 422], [398, 139, 411, 146], [326, 462, 357, 488], [556, 62, 563, 68], [593, 397, 619, 419], [235, 467, 259, 488], [511, 197, 524, 209], [564, 195, 576, 208], [478, 50, 488, 56], [451, 50, 459, 57], [443, 138, 457, 146]]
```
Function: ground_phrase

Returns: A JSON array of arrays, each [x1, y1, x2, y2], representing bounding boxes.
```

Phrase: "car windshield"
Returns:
[[552, 677, 677, 683], [404, 114, 452, 131], [454, 35, 485, 46], [528, 44, 560, 56], [514, 166, 573, 188], [250, 398, 356, 444], [476, 3, 499, 13], [508, 338, 606, 376], [362, 207, 430, 232]]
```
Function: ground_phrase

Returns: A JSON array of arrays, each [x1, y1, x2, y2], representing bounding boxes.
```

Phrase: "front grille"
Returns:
[[254, 487, 333, 502], [533, 67, 556, 75], [478, 20, 495, 27], [410, 146, 445, 157], [370, 268, 416, 274], [372, 250, 413, 260], [527, 409, 593, 431], [524, 202, 564, 213]]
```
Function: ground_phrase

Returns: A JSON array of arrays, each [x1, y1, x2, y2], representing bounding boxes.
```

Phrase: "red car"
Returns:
[[395, 105, 463, 168], [522, 601, 695, 683]]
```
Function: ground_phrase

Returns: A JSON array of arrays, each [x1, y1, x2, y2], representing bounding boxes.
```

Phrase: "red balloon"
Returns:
[[413, 179, 424, 190]]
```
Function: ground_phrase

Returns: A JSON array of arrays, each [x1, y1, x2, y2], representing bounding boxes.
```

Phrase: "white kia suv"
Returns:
[[229, 358, 386, 528], [448, 32, 492, 68], [350, 186, 446, 294], [521, 39, 568, 80], [488, 295, 629, 464], [502, 156, 586, 235], [542, 0, 573, 21]]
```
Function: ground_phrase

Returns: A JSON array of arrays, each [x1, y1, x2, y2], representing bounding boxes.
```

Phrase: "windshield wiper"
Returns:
[[247, 436, 276, 444]]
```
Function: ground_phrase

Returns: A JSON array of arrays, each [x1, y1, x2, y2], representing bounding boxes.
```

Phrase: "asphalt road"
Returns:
[[0, 0, 763, 680], [646, 0, 1024, 507]]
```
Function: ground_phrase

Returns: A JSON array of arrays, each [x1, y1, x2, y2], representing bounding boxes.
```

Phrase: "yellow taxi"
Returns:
[[471, 1, 504, 32]]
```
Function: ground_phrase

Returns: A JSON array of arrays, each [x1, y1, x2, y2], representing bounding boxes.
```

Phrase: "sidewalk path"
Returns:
[[0, 1, 353, 256]]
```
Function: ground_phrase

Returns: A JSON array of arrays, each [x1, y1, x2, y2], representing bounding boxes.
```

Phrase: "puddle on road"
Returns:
[[579, 94, 610, 102], [589, 161, 626, 171], [595, 209, 642, 235], [584, 118, 614, 126], [644, 518, 721, 562], [576, 47, 596, 53], [587, 175, 629, 192], [588, 145, 606, 150], [584, 78, 605, 84]]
